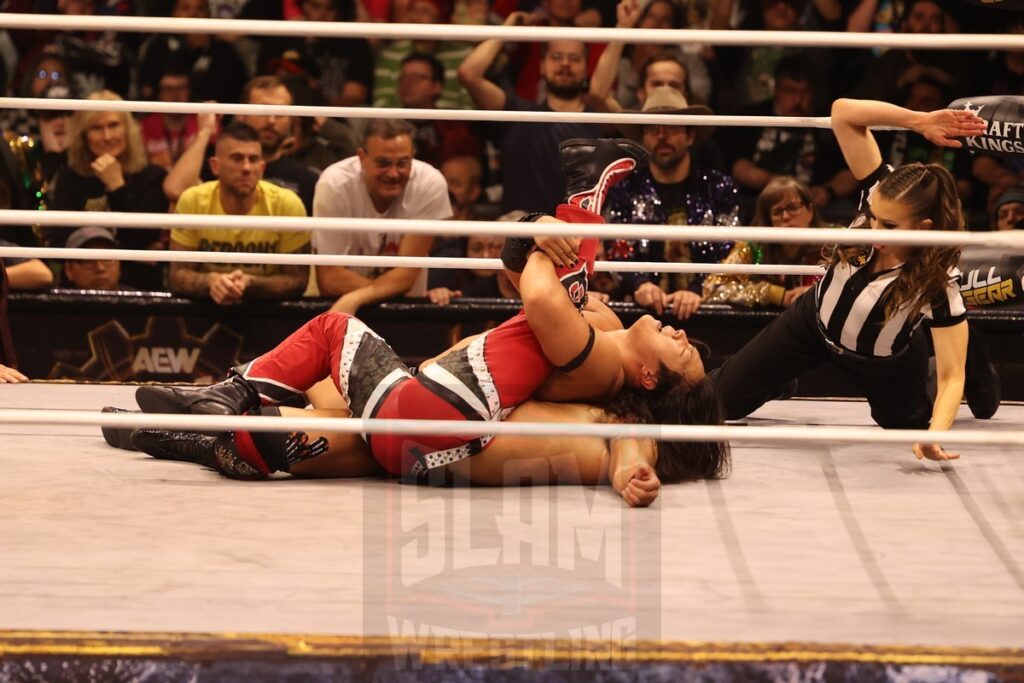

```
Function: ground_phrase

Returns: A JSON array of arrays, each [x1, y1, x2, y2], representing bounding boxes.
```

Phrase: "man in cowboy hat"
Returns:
[[602, 87, 739, 320]]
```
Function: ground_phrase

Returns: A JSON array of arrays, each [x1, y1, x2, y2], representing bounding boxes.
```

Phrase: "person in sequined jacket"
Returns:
[[703, 176, 827, 308], [602, 87, 738, 319]]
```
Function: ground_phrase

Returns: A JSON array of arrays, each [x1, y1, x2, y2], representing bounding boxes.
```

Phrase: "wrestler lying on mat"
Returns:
[[102, 138, 729, 507]]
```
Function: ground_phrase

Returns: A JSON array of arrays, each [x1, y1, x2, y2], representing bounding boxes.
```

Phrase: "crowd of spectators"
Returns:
[[0, 0, 1021, 331]]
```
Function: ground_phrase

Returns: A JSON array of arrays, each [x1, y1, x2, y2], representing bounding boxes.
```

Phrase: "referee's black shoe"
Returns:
[[964, 328, 1000, 419]]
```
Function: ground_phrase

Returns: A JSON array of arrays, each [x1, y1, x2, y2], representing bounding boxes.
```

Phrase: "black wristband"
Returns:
[[500, 237, 535, 273], [501, 213, 546, 272], [518, 212, 547, 223]]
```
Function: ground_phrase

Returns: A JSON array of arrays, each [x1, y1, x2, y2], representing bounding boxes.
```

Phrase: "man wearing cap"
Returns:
[[62, 227, 123, 291], [602, 87, 739, 320], [992, 186, 1024, 231]]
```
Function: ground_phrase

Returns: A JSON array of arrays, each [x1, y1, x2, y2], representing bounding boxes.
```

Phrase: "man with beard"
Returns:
[[168, 122, 311, 305], [458, 17, 601, 213], [313, 119, 452, 315], [163, 76, 319, 215], [603, 87, 738, 319]]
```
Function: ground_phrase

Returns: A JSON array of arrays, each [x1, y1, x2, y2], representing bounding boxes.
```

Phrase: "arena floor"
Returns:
[[1, 384, 1022, 658]]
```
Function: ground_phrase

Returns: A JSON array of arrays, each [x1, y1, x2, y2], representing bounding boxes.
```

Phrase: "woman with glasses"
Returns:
[[710, 98, 990, 462], [0, 54, 71, 140], [703, 177, 827, 309]]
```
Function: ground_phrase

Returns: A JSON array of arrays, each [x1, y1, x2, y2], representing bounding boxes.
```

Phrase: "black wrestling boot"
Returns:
[[135, 375, 260, 416], [101, 406, 139, 451], [131, 428, 269, 480], [559, 138, 649, 214], [130, 428, 222, 467]]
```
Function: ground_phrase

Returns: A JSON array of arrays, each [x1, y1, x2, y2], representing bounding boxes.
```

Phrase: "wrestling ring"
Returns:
[[0, 11, 1022, 682]]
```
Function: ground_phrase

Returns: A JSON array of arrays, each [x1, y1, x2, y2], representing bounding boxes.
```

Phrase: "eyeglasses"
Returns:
[[36, 69, 62, 81], [769, 201, 809, 220]]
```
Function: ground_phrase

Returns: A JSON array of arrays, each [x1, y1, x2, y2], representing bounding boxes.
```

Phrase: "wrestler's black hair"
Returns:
[[602, 368, 730, 484]]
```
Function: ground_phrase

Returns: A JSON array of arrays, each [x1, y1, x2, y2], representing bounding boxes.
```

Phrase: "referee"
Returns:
[[710, 98, 990, 462]]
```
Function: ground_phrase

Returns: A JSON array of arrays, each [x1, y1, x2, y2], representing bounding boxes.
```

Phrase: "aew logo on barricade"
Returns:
[[49, 316, 243, 382], [132, 347, 201, 374]]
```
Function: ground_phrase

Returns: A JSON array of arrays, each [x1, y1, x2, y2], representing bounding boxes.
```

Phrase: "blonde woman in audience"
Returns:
[[48, 90, 169, 289], [703, 177, 826, 308]]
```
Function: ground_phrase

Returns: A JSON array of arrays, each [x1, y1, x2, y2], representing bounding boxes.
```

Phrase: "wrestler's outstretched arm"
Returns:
[[609, 437, 660, 508]]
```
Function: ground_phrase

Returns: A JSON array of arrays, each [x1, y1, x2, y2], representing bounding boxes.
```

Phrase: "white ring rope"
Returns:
[[0, 97, 833, 128], [0, 14, 1020, 50], [5, 210, 1024, 249], [0, 246, 826, 276], [2, 408, 1022, 447]]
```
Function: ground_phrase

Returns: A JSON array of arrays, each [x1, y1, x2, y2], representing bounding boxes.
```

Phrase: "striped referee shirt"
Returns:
[[814, 164, 967, 358]]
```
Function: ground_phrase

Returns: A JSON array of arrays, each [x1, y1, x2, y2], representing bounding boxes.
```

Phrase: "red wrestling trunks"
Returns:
[[237, 311, 553, 478], [370, 312, 552, 477]]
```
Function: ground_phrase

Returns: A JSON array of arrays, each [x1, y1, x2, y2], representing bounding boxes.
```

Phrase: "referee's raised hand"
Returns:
[[913, 442, 960, 461], [917, 108, 987, 149]]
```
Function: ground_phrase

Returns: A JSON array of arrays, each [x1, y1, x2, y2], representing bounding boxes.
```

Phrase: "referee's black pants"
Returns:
[[710, 290, 932, 429]]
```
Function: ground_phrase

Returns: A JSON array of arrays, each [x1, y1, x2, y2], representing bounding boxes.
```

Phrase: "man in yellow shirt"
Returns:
[[169, 122, 311, 304]]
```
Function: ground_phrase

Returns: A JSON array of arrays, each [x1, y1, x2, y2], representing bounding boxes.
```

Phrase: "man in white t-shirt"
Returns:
[[313, 119, 453, 314]]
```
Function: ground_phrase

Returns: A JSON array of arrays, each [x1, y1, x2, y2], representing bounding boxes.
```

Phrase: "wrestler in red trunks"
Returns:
[[218, 204, 599, 478], [132, 139, 648, 479]]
